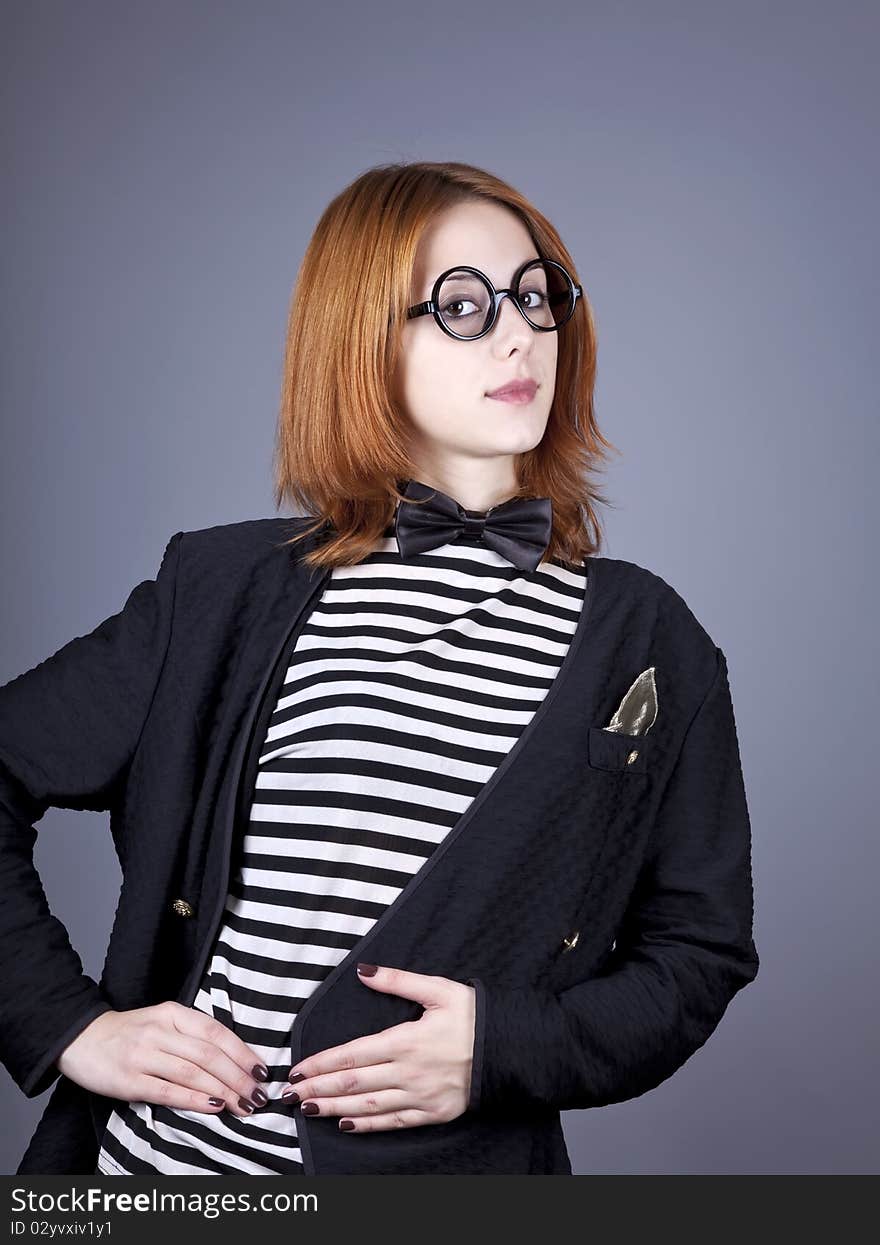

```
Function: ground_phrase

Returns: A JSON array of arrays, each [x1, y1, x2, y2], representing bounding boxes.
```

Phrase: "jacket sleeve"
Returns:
[[465, 645, 759, 1115], [0, 531, 183, 1098]]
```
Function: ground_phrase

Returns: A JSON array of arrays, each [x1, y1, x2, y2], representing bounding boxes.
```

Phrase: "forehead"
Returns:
[[412, 199, 540, 292]]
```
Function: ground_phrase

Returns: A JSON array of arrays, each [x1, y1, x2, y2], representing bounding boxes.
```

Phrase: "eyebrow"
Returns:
[[428, 261, 540, 288]]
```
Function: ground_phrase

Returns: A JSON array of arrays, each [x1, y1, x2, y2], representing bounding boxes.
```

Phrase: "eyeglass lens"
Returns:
[[437, 261, 573, 338]]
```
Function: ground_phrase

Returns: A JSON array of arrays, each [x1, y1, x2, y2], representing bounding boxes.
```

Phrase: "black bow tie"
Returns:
[[394, 479, 553, 572]]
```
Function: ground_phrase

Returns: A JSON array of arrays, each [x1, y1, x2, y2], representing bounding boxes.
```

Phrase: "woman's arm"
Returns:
[[466, 646, 759, 1114], [0, 532, 183, 1098]]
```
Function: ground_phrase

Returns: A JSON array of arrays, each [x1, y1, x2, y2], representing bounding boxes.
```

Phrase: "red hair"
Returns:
[[272, 160, 619, 569]]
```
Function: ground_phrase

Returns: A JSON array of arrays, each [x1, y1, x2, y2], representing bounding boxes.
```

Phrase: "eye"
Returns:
[[519, 288, 549, 310], [441, 298, 480, 319]]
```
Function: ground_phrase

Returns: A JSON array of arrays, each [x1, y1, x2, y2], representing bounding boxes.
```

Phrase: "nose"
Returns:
[[490, 292, 532, 348]]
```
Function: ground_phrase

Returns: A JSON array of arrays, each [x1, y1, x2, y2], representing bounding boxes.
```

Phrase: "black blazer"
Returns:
[[0, 517, 759, 1175]]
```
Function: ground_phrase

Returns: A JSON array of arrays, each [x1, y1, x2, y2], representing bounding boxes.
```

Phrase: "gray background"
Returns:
[[2, 0, 876, 1175]]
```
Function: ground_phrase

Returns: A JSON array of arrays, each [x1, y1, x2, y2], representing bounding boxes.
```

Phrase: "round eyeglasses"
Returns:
[[405, 258, 583, 341]]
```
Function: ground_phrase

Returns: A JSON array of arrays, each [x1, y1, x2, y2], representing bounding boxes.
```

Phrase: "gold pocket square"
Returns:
[[602, 666, 658, 737]]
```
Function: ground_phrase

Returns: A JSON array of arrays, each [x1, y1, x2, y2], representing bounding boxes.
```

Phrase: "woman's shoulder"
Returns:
[[590, 552, 721, 663], [158, 517, 322, 612], [174, 515, 318, 565]]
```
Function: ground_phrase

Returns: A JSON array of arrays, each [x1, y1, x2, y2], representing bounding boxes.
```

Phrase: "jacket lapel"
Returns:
[[175, 523, 333, 1006]]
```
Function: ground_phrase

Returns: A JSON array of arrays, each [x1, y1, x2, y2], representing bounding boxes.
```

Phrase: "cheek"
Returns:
[[541, 339, 558, 399], [399, 343, 473, 429], [543, 334, 559, 373]]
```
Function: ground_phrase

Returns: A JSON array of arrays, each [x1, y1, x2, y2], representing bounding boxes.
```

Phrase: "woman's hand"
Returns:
[[56, 1002, 272, 1117], [282, 965, 476, 1133]]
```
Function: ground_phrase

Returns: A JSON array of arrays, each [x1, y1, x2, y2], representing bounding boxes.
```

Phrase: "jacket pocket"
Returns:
[[587, 725, 651, 774]]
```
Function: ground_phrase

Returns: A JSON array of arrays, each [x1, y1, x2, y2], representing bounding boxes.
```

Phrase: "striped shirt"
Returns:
[[96, 535, 588, 1175]]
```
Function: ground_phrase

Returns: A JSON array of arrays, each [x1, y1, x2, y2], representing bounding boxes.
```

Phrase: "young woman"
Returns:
[[1, 161, 759, 1176]]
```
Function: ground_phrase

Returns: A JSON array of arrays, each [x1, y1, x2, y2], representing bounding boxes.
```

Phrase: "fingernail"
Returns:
[[208, 1097, 225, 1108], [252, 1064, 269, 1082], [302, 1102, 320, 1115], [340, 1119, 355, 1131], [251, 1088, 268, 1106], [281, 1088, 300, 1103], [357, 963, 378, 976], [288, 1071, 306, 1084], [238, 1098, 255, 1114]]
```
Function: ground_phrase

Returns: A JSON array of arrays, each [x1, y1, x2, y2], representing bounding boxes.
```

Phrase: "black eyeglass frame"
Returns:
[[405, 258, 583, 342]]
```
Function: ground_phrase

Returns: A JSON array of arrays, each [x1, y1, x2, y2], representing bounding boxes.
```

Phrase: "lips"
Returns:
[[486, 379, 538, 400]]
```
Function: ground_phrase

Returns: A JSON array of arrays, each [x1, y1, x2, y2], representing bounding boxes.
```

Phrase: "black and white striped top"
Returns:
[[96, 535, 588, 1175]]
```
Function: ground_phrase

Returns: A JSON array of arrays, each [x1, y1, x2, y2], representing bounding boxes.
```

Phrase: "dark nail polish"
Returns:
[[252, 1064, 269, 1082], [288, 1072, 306, 1084], [356, 963, 378, 976], [238, 1098, 255, 1114], [208, 1097, 225, 1108], [340, 1119, 355, 1131], [251, 1088, 268, 1106], [281, 1088, 300, 1104], [302, 1102, 320, 1115]]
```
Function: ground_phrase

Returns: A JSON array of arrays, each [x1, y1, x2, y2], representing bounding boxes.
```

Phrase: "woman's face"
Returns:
[[392, 199, 558, 490]]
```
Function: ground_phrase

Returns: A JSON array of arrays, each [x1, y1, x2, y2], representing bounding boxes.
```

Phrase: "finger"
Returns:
[[151, 1031, 271, 1118], [281, 1061, 401, 1106], [162, 1002, 270, 1083], [293, 1087, 409, 1120], [337, 1108, 432, 1133], [129, 1071, 232, 1116], [287, 1021, 414, 1084], [355, 964, 453, 1009]]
